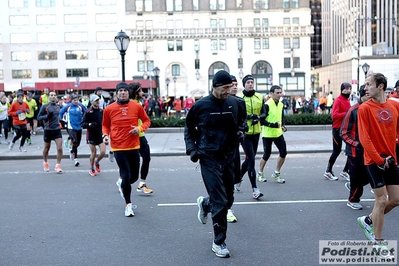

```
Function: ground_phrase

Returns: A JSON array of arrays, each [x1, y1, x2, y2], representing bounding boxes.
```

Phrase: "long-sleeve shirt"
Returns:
[[331, 94, 350, 129], [59, 103, 86, 130], [102, 101, 151, 151], [9, 101, 30, 126], [358, 100, 399, 165], [340, 103, 362, 158], [0, 101, 9, 121], [37, 102, 62, 130], [81, 107, 103, 140]]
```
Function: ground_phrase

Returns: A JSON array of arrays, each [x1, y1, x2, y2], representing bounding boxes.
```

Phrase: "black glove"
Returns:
[[270, 122, 279, 128], [190, 150, 199, 163], [247, 114, 254, 120], [89, 122, 97, 127], [251, 119, 259, 125], [236, 131, 245, 143]]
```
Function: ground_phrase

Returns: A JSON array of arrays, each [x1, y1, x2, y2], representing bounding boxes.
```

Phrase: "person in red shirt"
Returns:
[[102, 82, 151, 217], [183, 96, 194, 115], [173, 97, 182, 118], [8, 91, 30, 152], [357, 73, 399, 253], [324, 82, 351, 181]]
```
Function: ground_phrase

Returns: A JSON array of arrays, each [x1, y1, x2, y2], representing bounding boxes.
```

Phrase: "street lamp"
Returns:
[[290, 68, 295, 77], [143, 72, 148, 80], [173, 76, 177, 97], [239, 69, 244, 79], [165, 78, 170, 97], [114, 30, 130, 82], [362, 63, 370, 77], [195, 70, 200, 80], [153, 66, 160, 97]]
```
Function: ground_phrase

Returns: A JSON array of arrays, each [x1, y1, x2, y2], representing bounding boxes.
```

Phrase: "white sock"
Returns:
[[139, 181, 145, 187]]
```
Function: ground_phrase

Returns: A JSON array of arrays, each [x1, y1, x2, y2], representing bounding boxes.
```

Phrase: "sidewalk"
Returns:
[[0, 125, 332, 160]]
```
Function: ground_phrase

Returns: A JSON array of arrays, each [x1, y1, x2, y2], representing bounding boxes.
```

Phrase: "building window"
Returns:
[[66, 50, 88, 60], [37, 0, 56, 7], [64, 14, 87, 24], [238, 38, 243, 51], [210, 19, 217, 28], [210, 0, 225, 10], [193, 0, 199, 11], [283, 38, 290, 49], [193, 19, 200, 28], [63, 0, 87, 7], [96, 32, 115, 42], [172, 64, 180, 76], [254, 18, 260, 27], [95, 0, 117, 5], [237, 18, 242, 27], [36, 15, 57, 25], [0, 70, 3, 79], [98, 67, 118, 77], [194, 39, 200, 51], [167, 40, 174, 51], [9, 0, 28, 8], [39, 69, 58, 78], [166, 0, 182, 12], [12, 69, 32, 79], [279, 75, 304, 91], [9, 15, 30, 25], [283, 18, 290, 25], [253, 0, 267, 9], [293, 57, 300, 68], [10, 33, 31, 44], [262, 18, 269, 27], [262, 38, 269, 49], [293, 17, 299, 24], [65, 32, 88, 42], [11, 51, 31, 61], [97, 49, 118, 60], [211, 39, 218, 51], [219, 39, 226, 50], [293, 37, 300, 49], [284, 58, 290, 68], [254, 39, 261, 50], [136, 0, 152, 12], [283, 0, 290, 9], [66, 68, 88, 77], [236, 0, 242, 8], [38, 51, 57, 60], [176, 40, 183, 51], [95, 13, 117, 24], [292, 0, 298, 8], [138, 60, 154, 72], [37, 32, 57, 43]]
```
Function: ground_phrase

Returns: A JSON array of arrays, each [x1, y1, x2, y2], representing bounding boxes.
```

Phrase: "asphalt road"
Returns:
[[0, 153, 397, 266]]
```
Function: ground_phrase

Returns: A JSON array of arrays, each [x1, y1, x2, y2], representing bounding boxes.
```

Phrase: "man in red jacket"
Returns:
[[324, 82, 351, 181]]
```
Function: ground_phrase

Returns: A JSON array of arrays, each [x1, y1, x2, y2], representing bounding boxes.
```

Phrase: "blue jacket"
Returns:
[[59, 102, 86, 130]]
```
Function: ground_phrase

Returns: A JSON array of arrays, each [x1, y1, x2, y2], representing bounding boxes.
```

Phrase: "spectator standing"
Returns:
[[81, 94, 106, 176], [59, 93, 87, 166], [349, 91, 359, 106], [257, 85, 287, 184], [238, 74, 264, 200], [281, 97, 290, 116], [357, 73, 399, 257], [185, 70, 242, 258], [319, 93, 327, 114], [327, 91, 334, 114], [173, 97, 182, 118], [324, 83, 352, 181], [37, 91, 63, 173], [313, 97, 319, 114], [8, 91, 30, 152], [0, 95, 10, 144], [102, 82, 151, 217], [183, 96, 194, 115]]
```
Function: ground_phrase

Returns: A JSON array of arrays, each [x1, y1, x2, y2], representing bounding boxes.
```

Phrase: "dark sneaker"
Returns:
[[197, 196, 208, 224], [212, 242, 230, 258]]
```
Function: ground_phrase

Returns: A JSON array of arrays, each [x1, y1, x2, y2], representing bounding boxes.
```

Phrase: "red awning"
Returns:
[[0, 83, 4, 92], [20, 79, 156, 91]]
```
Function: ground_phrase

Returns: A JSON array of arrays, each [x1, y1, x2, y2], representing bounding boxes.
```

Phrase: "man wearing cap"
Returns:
[[340, 85, 370, 210], [102, 82, 151, 217], [185, 70, 245, 258], [324, 82, 352, 181], [92, 87, 105, 109], [81, 94, 106, 177], [59, 93, 87, 166], [8, 91, 30, 152], [238, 74, 265, 199]]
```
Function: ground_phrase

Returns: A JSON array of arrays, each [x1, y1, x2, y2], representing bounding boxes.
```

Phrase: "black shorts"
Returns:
[[366, 163, 399, 189], [87, 137, 103, 146], [320, 104, 326, 111], [43, 129, 62, 143]]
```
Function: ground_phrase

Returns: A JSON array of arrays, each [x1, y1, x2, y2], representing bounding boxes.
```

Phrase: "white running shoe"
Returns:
[[227, 209, 237, 223], [271, 172, 285, 183], [116, 178, 124, 199], [74, 158, 80, 167], [9, 142, 14, 150], [109, 151, 114, 162], [324, 171, 338, 181], [340, 171, 350, 181], [212, 242, 230, 258], [19, 146, 27, 152], [257, 172, 267, 182], [124, 203, 134, 217], [252, 188, 263, 199], [196, 196, 208, 224]]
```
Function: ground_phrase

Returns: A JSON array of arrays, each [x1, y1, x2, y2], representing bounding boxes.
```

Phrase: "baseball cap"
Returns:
[[90, 94, 100, 102]]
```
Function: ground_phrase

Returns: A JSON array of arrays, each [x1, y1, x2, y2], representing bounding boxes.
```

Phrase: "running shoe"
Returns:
[[64, 139, 69, 149], [372, 240, 394, 259], [9, 142, 14, 150], [95, 161, 101, 172], [4, 139, 9, 144], [345, 182, 351, 191], [125, 203, 134, 217], [43, 161, 50, 172], [26, 138, 31, 145], [357, 216, 375, 241], [89, 168, 96, 176], [196, 196, 208, 224], [252, 188, 263, 199], [137, 184, 153, 194], [74, 158, 80, 167], [19, 146, 27, 152], [347, 201, 362, 210], [234, 182, 241, 192], [212, 242, 230, 258], [55, 164, 63, 173], [109, 151, 114, 162], [340, 171, 350, 181], [227, 209, 237, 223], [116, 178, 124, 199], [271, 172, 285, 183], [324, 171, 338, 181], [69, 152, 74, 161], [257, 172, 267, 182]]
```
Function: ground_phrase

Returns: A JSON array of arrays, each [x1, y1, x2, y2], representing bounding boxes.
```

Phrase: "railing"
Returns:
[[130, 26, 314, 40]]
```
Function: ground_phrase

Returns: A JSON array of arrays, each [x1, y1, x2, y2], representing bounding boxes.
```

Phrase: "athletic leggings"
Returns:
[[241, 133, 260, 188], [12, 124, 28, 147], [327, 128, 348, 172], [68, 129, 82, 159], [114, 149, 140, 204], [0, 119, 9, 139], [139, 136, 151, 180]]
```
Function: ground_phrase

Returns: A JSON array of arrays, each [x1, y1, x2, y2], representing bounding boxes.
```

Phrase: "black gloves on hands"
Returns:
[[247, 114, 259, 120], [89, 122, 97, 127], [236, 131, 245, 143], [251, 119, 259, 125], [190, 150, 199, 163]]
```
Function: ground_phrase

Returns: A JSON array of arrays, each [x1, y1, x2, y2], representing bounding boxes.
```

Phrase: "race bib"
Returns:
[[18, 112, 26, 121]]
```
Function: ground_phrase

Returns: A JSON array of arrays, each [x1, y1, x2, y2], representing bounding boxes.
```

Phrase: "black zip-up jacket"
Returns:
[[37, 102, 61, 130], [81, 107, 103, 140], [184, 94, 243, 160]]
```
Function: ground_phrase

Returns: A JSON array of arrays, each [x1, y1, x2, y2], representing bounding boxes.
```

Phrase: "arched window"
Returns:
[[208, 61, 230, 92], [250, 60, 273, 93], [171, 64, 180, 76]]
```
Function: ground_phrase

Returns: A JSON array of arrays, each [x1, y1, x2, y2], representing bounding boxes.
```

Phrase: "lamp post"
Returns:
[[165, 78, 170, 97], [239, 69, 244, 79], [173, 76, 177, 97], [114, 30, 130, 82], [195, 70, 200, 80], [362, 63, 370, 78], [311, 74, 315, 96], [153, 66, 160, 97]]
